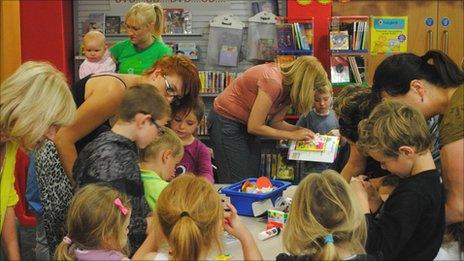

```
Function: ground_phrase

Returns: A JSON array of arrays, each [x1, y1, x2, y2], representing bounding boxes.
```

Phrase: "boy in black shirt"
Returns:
[[351, 100, 445, 260]]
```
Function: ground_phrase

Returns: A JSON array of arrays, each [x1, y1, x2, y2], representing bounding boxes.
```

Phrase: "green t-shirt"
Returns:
[[140, 169, 169, 211], [110, 38, 173, 75], [439, 85, 464, 146]]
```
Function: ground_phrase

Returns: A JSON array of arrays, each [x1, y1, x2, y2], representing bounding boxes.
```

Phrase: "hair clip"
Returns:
[[323, 234, 334, 244], [63, 236, 72, 245], [180, 211, 190, 218], [114, 198, 129, 215]]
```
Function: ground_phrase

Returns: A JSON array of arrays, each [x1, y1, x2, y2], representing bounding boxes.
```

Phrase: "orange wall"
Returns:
[[0, 1, 22, 82], [20, 0, 74, 82]]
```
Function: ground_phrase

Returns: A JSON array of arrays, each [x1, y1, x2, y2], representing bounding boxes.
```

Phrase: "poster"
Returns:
[[370, 16, 408, 55]]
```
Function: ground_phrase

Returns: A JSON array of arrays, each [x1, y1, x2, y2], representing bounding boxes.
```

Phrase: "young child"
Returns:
[[139, 127, 184, 211], [54, 183, 131, 260], [73, 84, 170, 253], [170, 98, 214, 183], [143, 174, 262, 260], [296, 84, 339, 173], [353, 100, 445, 260], [79, 30, 116, 79]]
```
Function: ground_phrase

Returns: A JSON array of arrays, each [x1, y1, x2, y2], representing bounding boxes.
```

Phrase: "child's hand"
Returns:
[[223, 203, 252, 242], [350, 178, 370, 214]]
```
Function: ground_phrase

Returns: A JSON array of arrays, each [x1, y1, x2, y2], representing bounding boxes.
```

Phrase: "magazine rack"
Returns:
[[246, 11, 277, 62], [206, 14, 244, 67]]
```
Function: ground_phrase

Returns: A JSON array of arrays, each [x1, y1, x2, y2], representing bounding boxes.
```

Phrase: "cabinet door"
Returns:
[[437, 0, 463, 65], [332, 0, 439, 84]]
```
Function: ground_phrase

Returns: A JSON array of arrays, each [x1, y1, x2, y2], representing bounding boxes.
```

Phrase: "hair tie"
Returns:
[[323, 234, 334, 244], [114, 198, 129, 215], [63, 236, 72, 245], [180, 211, 190, 218]]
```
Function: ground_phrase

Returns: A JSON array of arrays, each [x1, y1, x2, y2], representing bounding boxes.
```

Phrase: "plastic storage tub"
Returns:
[[221, 178, 291, 216]]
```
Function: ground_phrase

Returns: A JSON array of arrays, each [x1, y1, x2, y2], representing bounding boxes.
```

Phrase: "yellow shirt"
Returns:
[[0, 141, 19, 231]]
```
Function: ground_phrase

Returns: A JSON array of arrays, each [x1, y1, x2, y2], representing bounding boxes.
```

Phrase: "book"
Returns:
[[288, 135, 340, 163], [276, 23, 294, 51], [218, 45, 239, 67], [83, 13, 105, 36], [256, 39, 275, 61], [330, 56, 350, 83], [164, 8, 184, 34], [348, 56, 361, 84], [105, 16, 121, 35], [330, 30, 349, 50], [355, 56, 366, 82], [295, 135, 328, 152], [298, 23, 313, 51], [177, 42, 198, 60]]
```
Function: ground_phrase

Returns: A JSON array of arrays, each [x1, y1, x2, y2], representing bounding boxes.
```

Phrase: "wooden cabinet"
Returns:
[[332, 0, 463, 85]]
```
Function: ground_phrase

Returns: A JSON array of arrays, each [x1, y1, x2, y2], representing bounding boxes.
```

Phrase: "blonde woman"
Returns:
[[0, 61, 76, 260], [110, 2, 172, 74], [208, 56, 329, 182], [277, 170, 369, 261]]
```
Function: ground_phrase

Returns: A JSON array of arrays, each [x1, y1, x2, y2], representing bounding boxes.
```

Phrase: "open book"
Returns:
[[288, 135, 340, 163]]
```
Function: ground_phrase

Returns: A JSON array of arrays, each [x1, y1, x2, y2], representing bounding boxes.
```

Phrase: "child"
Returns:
[[73, 84, 170, 253], [353, 100, 445, 260], [54, 183, 131, 260], [277, 170, 369, 261], [139, 127, 184, 211], [143, 174, 262, 260], [79, 30, 116, 79], [170, 98, 214, 183], [296, 84, 339, 173]]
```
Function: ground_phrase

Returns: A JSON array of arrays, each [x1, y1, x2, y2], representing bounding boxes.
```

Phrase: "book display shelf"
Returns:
[[275, 16, 314, 64], [328, 16, 369, 88]]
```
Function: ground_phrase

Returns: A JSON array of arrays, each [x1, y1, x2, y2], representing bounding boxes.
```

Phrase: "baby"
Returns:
[[79, 30, 116, 79]]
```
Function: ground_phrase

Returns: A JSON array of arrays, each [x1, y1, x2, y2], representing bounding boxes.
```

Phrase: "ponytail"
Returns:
[[169, 212, 203, 261], [313, 234, 339, 261], [421, 50, 464, 87], [54, 239, 74, 260], [152, 3, 164, 38]]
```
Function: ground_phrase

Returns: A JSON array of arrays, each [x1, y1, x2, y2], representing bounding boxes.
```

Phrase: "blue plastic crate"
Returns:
[[221, 178, 291, 216]]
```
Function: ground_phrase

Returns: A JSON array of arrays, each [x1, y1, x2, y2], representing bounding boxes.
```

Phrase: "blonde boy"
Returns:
[[351, 100, 444, 260], [79, 30, 116, 79], [139, 127, 184, 211]]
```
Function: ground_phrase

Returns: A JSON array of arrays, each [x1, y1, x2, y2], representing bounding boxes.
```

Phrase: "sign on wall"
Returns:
[[370, 16, 408, 55]]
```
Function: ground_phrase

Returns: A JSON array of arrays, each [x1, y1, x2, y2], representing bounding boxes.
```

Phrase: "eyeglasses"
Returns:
[[149, 117, 165, 135], [163, 75, 182, 100]]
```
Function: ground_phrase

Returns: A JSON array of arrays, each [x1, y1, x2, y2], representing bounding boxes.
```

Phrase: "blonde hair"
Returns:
[[83, 30, 106, 46], [125, 2, 164, 38], [283, 170, 367, 260], [280, 56, 331, 115], [54, 183, 132, 260], [1, 61, 76, 149], [140, 126, 184, 162], [357, 100, 432, 158], [156, 175, 223, 261]]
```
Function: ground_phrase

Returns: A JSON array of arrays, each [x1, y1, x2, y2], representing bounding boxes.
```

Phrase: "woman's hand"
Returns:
[[291, 127, 315, 141]]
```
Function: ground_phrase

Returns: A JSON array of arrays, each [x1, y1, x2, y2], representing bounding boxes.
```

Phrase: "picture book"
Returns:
[[105, 16, 121, 35], [164, 8, 184, 34], [276, 23, 294, 51], [298, 23, 313, 51], [83, 13, 105, 36], [177, 42, 198, 60], [330, 31, 349, 50], [256, 39, 275, 61], [288, 135, 340, 163], [295, 135, 327, 152], [330, 56, 350, 83], [218, 45, 239, 67]]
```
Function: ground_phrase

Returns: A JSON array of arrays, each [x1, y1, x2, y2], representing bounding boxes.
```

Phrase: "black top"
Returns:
[[73, 131, 149, 254], [276, 253, 377, 261], [365, 169, 445, 260], [72, 74, 127, 153]]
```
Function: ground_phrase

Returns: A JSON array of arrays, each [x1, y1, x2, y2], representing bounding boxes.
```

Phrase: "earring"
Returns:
[[421, 97, 424, 102]]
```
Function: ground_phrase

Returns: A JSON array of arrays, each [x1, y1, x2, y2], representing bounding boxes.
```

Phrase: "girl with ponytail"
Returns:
[[371, 50, 464, 224], [110, 2, 173, 74], [278, 170, 370, 261], [143, 174, 262, 260]]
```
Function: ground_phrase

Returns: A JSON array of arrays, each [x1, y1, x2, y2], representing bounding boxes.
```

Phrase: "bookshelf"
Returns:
[[275, 16, 314, 64], [328, 16, 369, 88]]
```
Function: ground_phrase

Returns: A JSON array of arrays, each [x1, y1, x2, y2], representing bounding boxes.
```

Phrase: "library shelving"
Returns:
[[275, 16, 314, 64]]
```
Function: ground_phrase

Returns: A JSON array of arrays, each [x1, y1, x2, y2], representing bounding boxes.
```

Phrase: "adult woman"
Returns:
[[110, 2, 172, 75], [371, 50, 464, 224], [0, 61, 76, 260], [55, 54, 200, 177], [208, 56, 329, 183]]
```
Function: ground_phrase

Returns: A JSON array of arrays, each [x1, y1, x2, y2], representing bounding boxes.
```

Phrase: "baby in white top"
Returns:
[[79, 30, 116, 79]]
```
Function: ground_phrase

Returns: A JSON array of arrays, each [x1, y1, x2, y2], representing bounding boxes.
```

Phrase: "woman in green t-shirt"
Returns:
[[371, 50, 464, 224], [110, 2, 173, 75]]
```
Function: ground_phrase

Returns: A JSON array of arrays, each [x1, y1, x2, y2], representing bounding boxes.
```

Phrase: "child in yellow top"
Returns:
[[139, 127, 184, 211]]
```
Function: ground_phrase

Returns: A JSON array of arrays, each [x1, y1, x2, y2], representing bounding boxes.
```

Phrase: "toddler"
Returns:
[[142, 174, 262, 260], [353, 100, 444, 260], [54, 183, 131, 260], [79, 30, 116, 79], [139, 126, 184, 211], [277, 170, 369, 260], [170, 98, 214, 183]]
